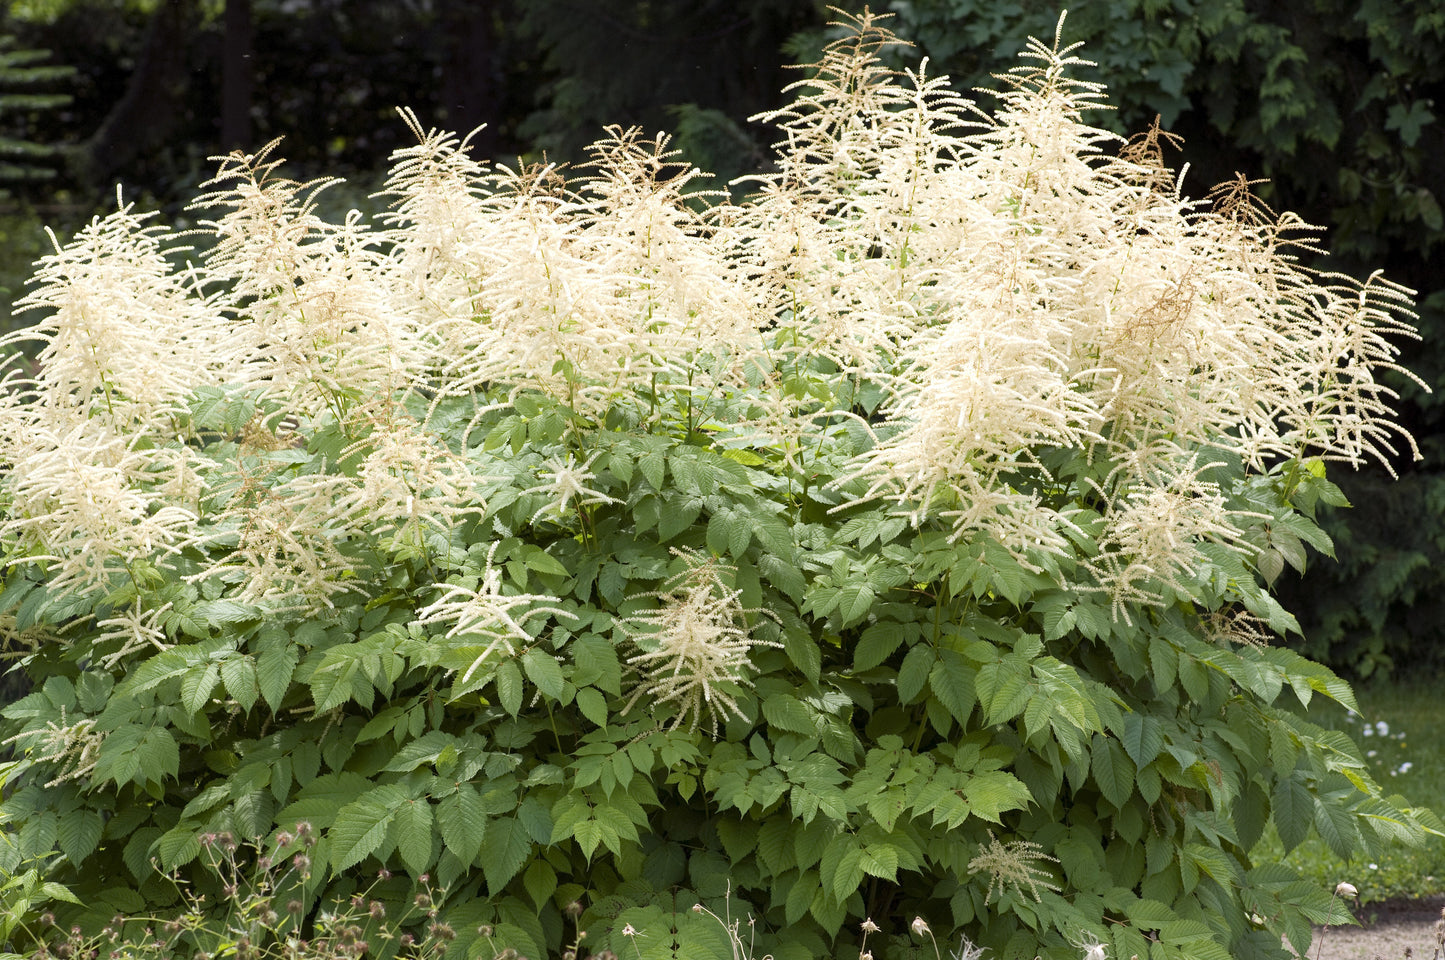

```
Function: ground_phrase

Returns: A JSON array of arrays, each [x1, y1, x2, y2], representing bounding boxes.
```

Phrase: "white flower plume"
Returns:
[[621, 548, 780, 736]]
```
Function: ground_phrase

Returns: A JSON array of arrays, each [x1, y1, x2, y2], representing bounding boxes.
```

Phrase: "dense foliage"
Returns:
[[0, 13, 1438, 960]]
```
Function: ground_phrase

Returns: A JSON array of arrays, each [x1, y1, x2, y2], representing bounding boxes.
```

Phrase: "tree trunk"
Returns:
[[71, 0, 198, 186], [221, 0, 253, 152], [439, 0, 501, 160]]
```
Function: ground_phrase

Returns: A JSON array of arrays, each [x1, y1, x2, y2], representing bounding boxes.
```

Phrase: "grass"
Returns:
[[1264, 676, 1445, 904]]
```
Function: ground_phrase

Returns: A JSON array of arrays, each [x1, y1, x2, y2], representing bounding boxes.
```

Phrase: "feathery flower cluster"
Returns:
[[967, 830, 1062, 904], [414, 544, 576, 690], [621, 548, 780, 735]]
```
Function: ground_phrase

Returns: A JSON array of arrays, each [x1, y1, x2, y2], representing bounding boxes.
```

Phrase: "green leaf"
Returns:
[[220, 656, 259, 712], [897, 644, 934, 704], [638, 447, 666, 490], [821, 832, 865, 904], [55, 809, 103, 864], [1312, 795, 1360, 860], [522, 647, 565, 701], [854, 622, 903, 672], [1272, 776, 1312, 852], [1119, 712, 1163, 768], [392, 798, 436, 875], [576, 687, 608, 727], [963, 770, 1031, 822], [157, 824, 202, 872], [496, 659, 524, 715], [523, 859, 558, 911], [833, 583, 875, 628], [763, 695, 815, 735], [437, 785, 487, 865], [783, 626, 822, 683], [929, 650, 976, 724], [181, 662, 220, 715], [256, 642, 298, 713], [483, 818, 532, 895], [1091, 735, 1136, 809], [137, 727, 180, 784], [331, 784, 406, 872]]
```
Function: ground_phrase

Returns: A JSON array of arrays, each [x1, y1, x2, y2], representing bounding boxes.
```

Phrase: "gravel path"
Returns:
[[1302, 897, 1445, 960]]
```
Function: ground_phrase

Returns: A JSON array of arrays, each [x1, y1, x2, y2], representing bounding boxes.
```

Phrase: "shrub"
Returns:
[[0, 12, 1436, 960]]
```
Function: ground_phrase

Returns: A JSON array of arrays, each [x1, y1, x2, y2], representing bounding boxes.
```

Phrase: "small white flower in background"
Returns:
[[1368, 863, 1379, 870], [1367, 749, 1377, 757], [1376, 721, 1390, 736], [1399, 761, 1414, 773], [1069, 933, 1108, 960], [1335, 882, 1358, 898]]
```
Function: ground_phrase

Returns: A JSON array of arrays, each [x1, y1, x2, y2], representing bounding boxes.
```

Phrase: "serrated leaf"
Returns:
[[854, 623, 903, 672], [1313, 795, 1360, 860], [757, 819, 795, 876], [658, 499, 703, 541], [137, 727, 179, 783], [833, 583, 875, 627], [56, 809, 103, 864], [573, 635, 622, 694], [482, 817, 532, 894], [194, 599, 262, 625], [523, 859, 557, 911], [1091, 735, 1136, 808], [638, 449, 666, 490], [832, 847, 865, 904], [929, 650, 976, 724], [783, 626, 822, 683], [576, 687, 608, 727], [496, 659, 523, 715], [392, 798, 436, 875], [963, 770, 1031, 822], [256, 643, 298, 713], [763, 695, 814, 734], [331, 785, 406, 872], [437, 785, 487, 864], [1272, 776, 1313, 852], [785, 870, 818, 924], [859, 843, 899, 880], [522, 647, 565, 701], [220, 656, 258, 712], [897, 644, 934, 704], [180, 662, 220, 715], [38, 881, 81, 905], [157, 824, 202, 872], [1119, 712, 1163, 768]]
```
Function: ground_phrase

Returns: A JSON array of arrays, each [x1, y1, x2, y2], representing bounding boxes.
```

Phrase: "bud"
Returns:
[[1335, 882, 1358, 899]]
